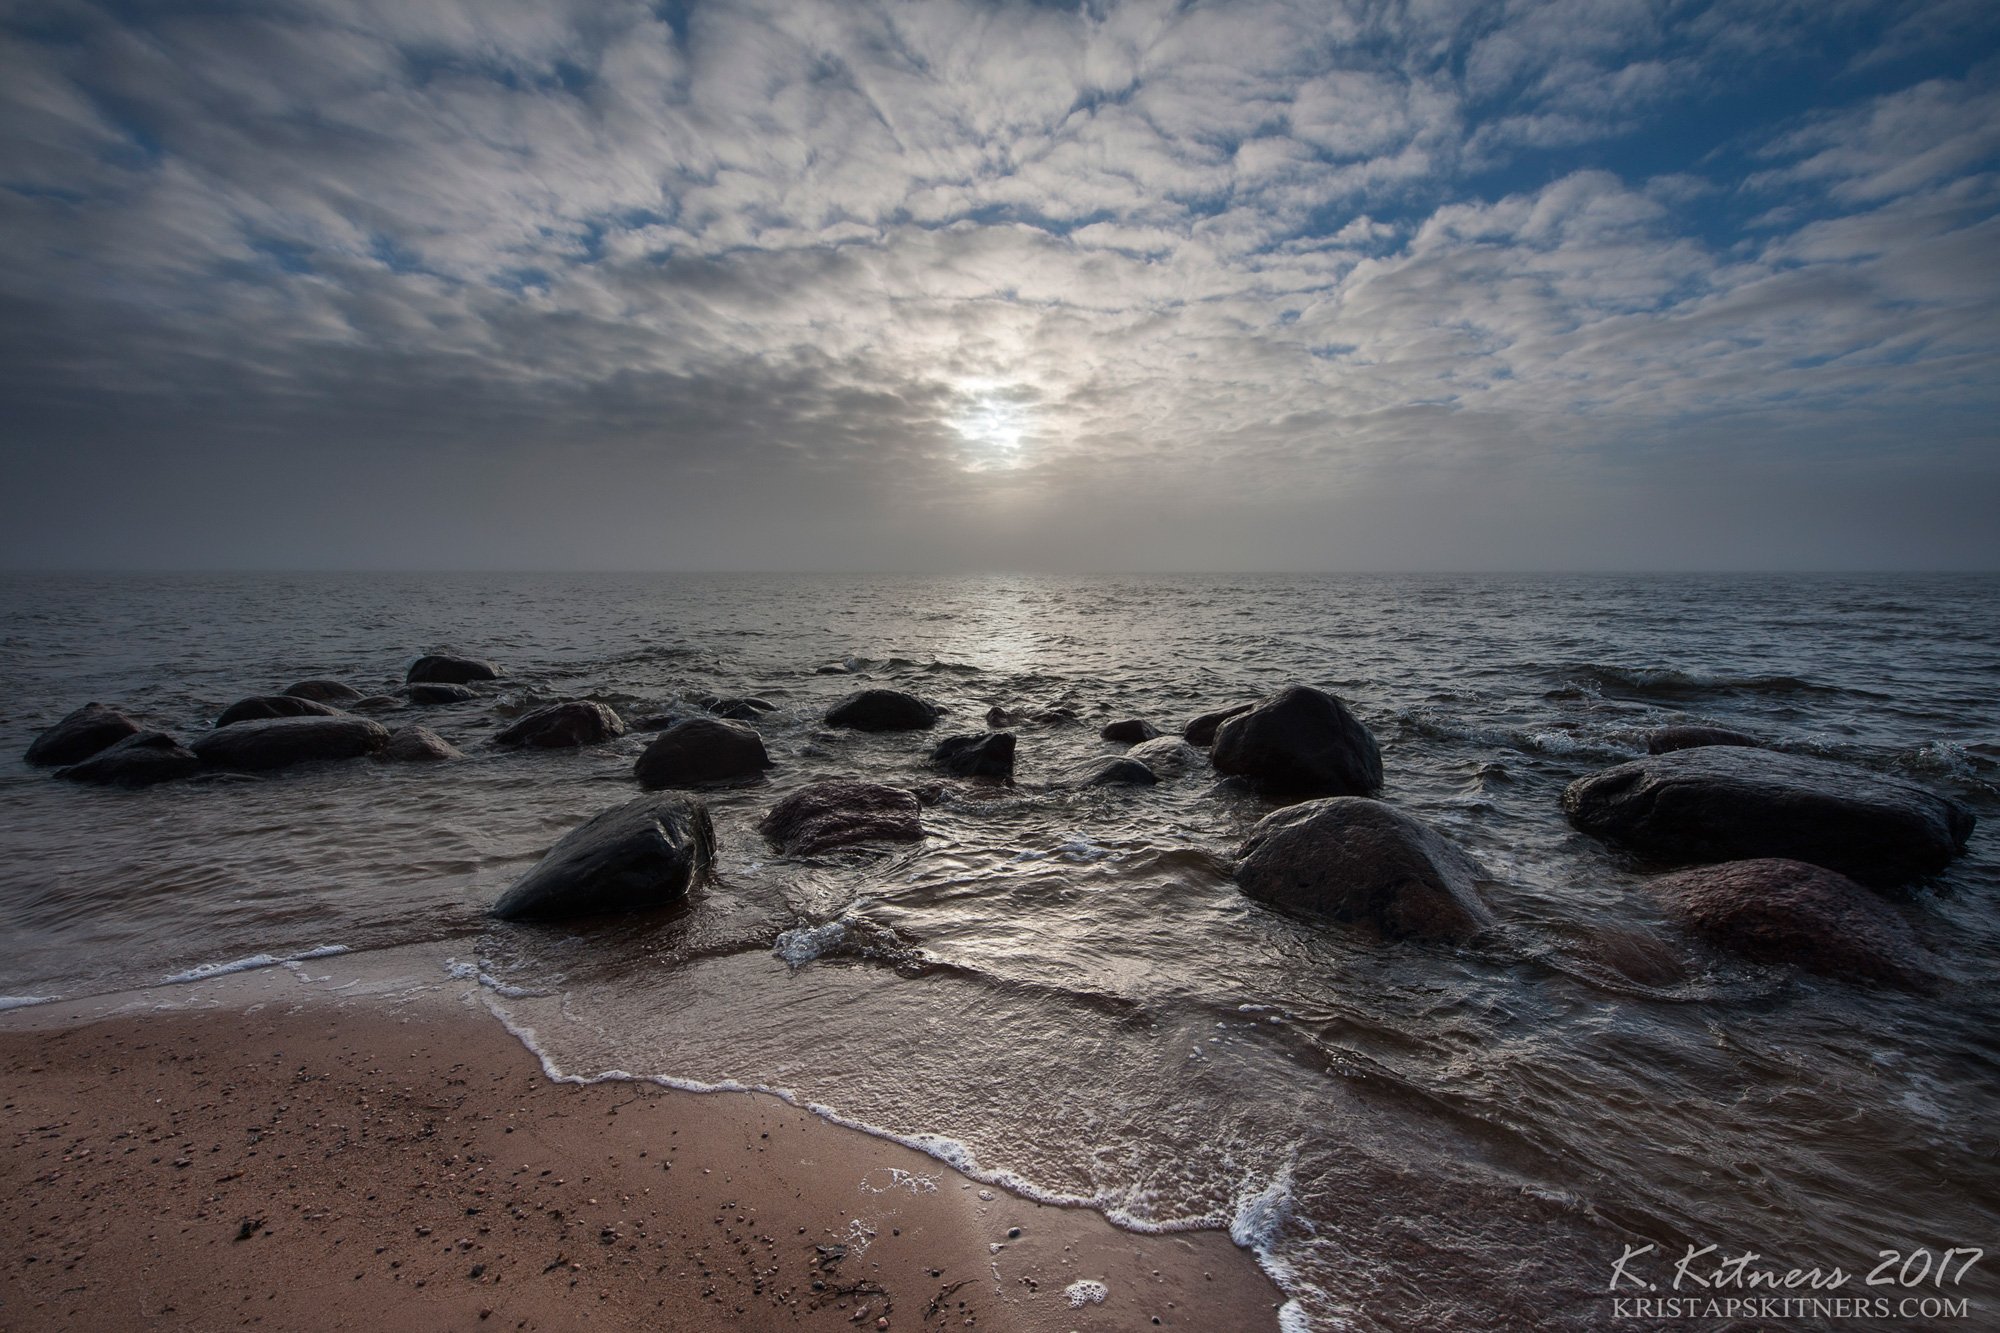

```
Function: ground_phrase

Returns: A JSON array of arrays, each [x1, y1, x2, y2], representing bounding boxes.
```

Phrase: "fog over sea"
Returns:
[[3, 571, 1996, 1330]]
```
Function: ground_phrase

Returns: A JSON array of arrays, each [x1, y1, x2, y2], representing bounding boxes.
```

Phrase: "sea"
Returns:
[[2, 572, 1996, 1330]]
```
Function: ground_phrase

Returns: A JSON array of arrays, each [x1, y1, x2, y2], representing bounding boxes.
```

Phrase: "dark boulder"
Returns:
[[407, 683, 477, 705], [407, 653, 501, 685], [699, 695, 776, 721], [489, 794, 713, 921], [758, 780, 925, 856], [495, 701, 625, 749], [826, 688, 937, 731], [1032, 708, 1081, 727], [635, 718, 772, 788], [1563, 747, 1973, 888], [383, 725, 462, 762], [1061, 756, 1157, 787], [24, 703, 141, 767], [1236, 797, 1496, 941], [932, 732, 1015, 780], [191, 716, 390, 772], [1210, 686, 1383, 798], [56, 731, 199, 788], [628, 713, 683, 733], [1183, 703, 1254, 747], [984, 706, 1013, 728], [1099, 718, 1160, 744], [350, 695, 404, 712], [1650, 858, 1933, 988], [215, 695, 345, 728], [1646, 725, 1760, 755], [1128, 736, 1204, 777], [284, 679, 364, 705]]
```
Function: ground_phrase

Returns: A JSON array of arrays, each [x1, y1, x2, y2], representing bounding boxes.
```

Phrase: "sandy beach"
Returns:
[[0, 967, 1282, 1332]]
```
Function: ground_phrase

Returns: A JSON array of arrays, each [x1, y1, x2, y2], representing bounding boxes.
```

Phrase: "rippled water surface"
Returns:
[[3, 573, 1996, 1329]]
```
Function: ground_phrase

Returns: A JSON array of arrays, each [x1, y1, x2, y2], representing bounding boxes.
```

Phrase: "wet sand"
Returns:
[[0, 972, 1283, 1332]]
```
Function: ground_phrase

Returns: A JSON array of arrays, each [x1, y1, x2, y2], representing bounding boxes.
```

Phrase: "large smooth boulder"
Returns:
[[215, 695, 345, 727], [495, 701, 625, 749], [758, 780, 925, 856], [56, 731, 199, 788], [1060, 755, 1157, 787], [1184, 703, 1253, 747], [1209, 686, 1383, 797], [1128, 736, 1204, 777], [1650, 859, 1933, 988], [1099, 718, 1160, 744], [407, 683, 477, 705], [825, 688, 937, 731], [24, 703, 140, 767], [635, 718, 772, 788], [407, 653, 501, 685], [191, 716, 390, 772], [1237, 797, 1496, 941], [932, 732, 1015, 779], [383, 725, 462, 762], [489, 794, 713, 921], [1646, 725, 1759, 755], [1563, 747, 1973, 888], [285, 679, 364, 705]]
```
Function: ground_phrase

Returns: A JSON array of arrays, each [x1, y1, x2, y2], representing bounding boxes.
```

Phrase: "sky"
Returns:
[[2, 0, 1997, 572]]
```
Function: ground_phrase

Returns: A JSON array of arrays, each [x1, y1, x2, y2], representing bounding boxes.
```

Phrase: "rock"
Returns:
[[1031, 709, 1080, 727], [1209, 686, 1383, 798], [1563, 747, 1973, 888], [495, 701, 625, 749], [1099, 718, 1160, 744], [1235, 797, 1496, 941], [350, 694, 403, 712], [984, 706, 1013, 729], [55, 731, 200, 788], [1127, 736, 1204, 776], [931, 732, 1016, 780], [628, 713, 683, 732], [825, 688, 937, 731], [489, 794, 713, 921], [1183, 703, 1254, 747], [24, 703, 142, 766], [699, 695, 776, 721], [814, 662, 853, 675], [1061, 756, 1157, 787], [407, 654, 501, 685], [215, 695, 345, 728], [1650, 859, 1933, 988], [383, 725, 462, 762], [635, 718, 772, 788], [284, 679, 364, 705], [407, 683, 477, 705], [758, 780, 925, 856], [1646, 725, 1760, 755], [191, 716, 390, 772]]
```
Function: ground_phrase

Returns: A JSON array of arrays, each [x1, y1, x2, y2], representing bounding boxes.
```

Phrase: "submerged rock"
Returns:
[[931, 731, 1016, 779], [191, 716, 390, 771], [1563, 746, 1973, 888], [407, 653, 502, 685], [825, 688, 937, 731], [628, 713, 683, 733], [1209, 686, 1383, 798], [1183, 703, 1253, 747], [1099, 718, 1160, 744], [215, 695, 345, 728], [1235, 797, 1495, 941], [56, 731, 200, 788], [350, 694, 404, 712], [495, 701, 625, 749], [699, 695, 776, 721], [1060, 755, 1157, 787], [984, 705, 1013, 729], [489, 794, 713, 921], [1646, 725, 1759, 755], [1650, 858, 1933, 988], [24, 703, 141, 767], [284, 679, 364, 705], [634, 718, 772, 788], [758, 780, 925, 856], [407, 683, 478, 705], [383, 725, 462, 762], [1127, 736, 1204, 777]]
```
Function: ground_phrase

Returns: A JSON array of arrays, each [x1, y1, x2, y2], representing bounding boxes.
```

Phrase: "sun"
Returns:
[[946, 380, 1032, 470]]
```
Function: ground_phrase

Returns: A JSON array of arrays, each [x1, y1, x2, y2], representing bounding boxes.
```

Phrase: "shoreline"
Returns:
[[0, 956, 1286, 1332]]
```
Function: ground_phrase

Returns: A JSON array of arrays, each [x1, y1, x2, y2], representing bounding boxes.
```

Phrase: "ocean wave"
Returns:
[[1558, 663, 1872, 701], [162, 944, 350, 985]]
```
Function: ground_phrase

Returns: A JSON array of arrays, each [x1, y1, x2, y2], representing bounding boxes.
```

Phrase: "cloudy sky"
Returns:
[[3, 0, 1997, 571]]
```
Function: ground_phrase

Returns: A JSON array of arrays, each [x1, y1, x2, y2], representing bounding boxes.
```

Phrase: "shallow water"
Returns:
[[2, 572, 1996, 1328]]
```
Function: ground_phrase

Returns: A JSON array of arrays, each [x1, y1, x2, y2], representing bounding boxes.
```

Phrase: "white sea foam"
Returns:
[[0, 995, 55, 1012], [162, 944, 349, 985], [1064, 1279, 1109, 1307], [443, 958, 550, 999], [773, 920, 847, 966]]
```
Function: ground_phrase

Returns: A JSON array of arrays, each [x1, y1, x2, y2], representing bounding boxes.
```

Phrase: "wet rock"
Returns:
[[494, 701, 625, 749], [383, 725, 462, 762], [825, 688, 937, 731], [1645, 725, 1760, 755], [1060, 755, 1157, 787], [814, 662, 854, 675], [1563, 747, 1973, 888], [407, 683, 477, 705], [407, 653, 502, 685], [284, 679, 364, 705], [1209, 686, 1383, 798], [1099, 718, 1160, 744], [1032, 708, 1081, 727], [1127, 736, 1204, 776], [758, 780, 925, 856], [932, 732, 1016, 779], [191, 716, 390, 772], [489, 794, 713, 921], [350, 694, 404, 712], [699, 695, 777, 721], [56, 731, 200, 788], [215, 695, 345, 728], [635, 718, 772, 788], [1650, 858, 1933, 988], [24, 703, 141, 766], [1183, 703, 1254, 747], [628, 713, 683, 732], [1235, 797, 1495, 941], [984, 706, 1013, 729]]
